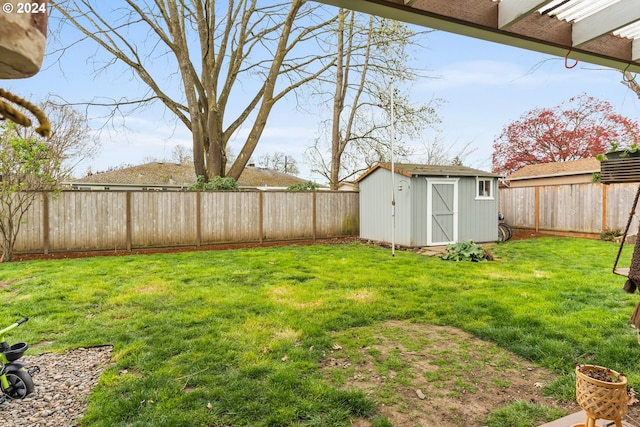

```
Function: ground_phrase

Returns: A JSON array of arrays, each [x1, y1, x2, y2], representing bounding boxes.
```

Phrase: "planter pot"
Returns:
[[604, 150, 640, 160], [601, 150, 640, 184], [0, 0, 48, 78], [575, 365, 627, 424]]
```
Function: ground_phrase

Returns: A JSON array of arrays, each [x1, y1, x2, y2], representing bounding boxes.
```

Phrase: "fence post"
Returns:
[[42, 192, 49, 255], [259, 192, 264, 243], [196, 192, 201, 247], [126, 192, 132, 251], [601, 183, 607, 232], [313, 192, 317, 240], [535, 186, 540, 232]]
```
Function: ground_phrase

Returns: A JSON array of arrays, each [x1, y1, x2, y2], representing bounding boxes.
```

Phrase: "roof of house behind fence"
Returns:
[[356, 162, 499, 183], [505, 157, 601, 181], [70, 162, 310, 189]]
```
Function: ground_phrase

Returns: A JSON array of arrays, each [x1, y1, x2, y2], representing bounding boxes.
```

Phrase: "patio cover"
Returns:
[[313, 0, 640, 73]]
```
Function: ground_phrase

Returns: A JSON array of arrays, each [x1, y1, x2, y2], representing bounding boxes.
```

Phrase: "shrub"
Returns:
[[287, 181, 318, 191], [189, 175, 239, 191], [441, 240, 489, 262], [599, 228, 622, 241]]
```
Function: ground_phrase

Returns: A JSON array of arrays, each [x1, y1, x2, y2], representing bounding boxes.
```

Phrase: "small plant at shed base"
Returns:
[[599, 228, 622, 242], [441, 241, 491, 262]]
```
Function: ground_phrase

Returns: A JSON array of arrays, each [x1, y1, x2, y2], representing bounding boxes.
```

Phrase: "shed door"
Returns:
[[427, 179, 458, 246]]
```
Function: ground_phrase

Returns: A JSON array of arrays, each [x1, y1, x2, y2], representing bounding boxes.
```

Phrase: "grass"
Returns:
[[0, 238, 638, 426], [484, 400, 567, 427]]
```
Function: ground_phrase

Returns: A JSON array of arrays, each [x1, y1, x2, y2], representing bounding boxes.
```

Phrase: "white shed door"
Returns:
[[427, 179, 458, 246]]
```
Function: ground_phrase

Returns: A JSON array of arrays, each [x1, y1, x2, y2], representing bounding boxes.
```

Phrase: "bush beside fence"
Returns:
[[14, 191, 360, 254]]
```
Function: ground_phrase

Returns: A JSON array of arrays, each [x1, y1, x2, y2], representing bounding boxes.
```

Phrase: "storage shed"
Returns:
[[356, 163, 500, 247]]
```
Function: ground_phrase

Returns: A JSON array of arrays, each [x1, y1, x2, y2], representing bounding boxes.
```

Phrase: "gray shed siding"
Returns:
[[359, 168, 413, 245], [360, 168, 499, 247], [394, 173, 413, 245], [410, 176, 429, 246], [457, 177, 499, 243]]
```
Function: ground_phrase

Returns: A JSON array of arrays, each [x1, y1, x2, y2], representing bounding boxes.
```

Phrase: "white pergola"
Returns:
[[314, 0, 640, 73]]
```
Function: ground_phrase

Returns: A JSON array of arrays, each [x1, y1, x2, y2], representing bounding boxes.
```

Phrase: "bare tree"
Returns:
[[306, 10, 441, 189], [257, 152, 300, 174], [422, 133, 477, 166], [16, 101, 100, 179], [50, 0, 335, 180], [171, 145, 192, 165]]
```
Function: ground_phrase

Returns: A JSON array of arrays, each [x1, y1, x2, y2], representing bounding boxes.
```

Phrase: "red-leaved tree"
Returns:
[[492, 94, 640, 176]]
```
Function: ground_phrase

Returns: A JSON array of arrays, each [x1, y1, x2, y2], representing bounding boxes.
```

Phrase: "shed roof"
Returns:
[[505, 158, 600, 181], [356, 162, 499, 182], [71, 162, 310, 188]]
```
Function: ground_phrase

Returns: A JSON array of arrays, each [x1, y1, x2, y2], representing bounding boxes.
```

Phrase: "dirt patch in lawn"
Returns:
[[322, 320, 640, 427], [0, 279, 19, 289]]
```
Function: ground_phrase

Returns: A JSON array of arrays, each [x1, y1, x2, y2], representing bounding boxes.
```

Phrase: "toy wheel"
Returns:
[[1, 370, 34, 399], [498, 226, 506, 242], [498, 223, 512, 242]]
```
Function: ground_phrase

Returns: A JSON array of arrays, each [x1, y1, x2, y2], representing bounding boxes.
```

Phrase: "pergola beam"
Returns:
[[313, 0, 640, 73], [573, 0, 640, 47], [498, 0, 553, 29]]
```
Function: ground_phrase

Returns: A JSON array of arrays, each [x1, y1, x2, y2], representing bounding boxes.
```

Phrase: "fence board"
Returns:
[[14, 193, 44, 253], [604, 183, 640, 233], [500, 182, 640, 234], [263, 192, 314, 240], [47, 192, 128, 251], [538, 184, 602, 233], [131, 192, 198, 247], [200, 192, 261, 243], [499, 187, 536, 229], [11, 190, 359, 255], [315, 192, 359, 237]]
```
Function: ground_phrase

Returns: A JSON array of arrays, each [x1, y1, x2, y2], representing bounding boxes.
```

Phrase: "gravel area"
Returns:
[[0, 346, 113, 427]]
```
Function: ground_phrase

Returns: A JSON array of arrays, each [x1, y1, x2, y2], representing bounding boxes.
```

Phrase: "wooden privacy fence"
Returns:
[[14, 191, 360, 254], [499, 182, 640, 236]]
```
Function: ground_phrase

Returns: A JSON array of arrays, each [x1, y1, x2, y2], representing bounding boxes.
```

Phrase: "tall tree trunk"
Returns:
[[227, 0, 304, 179], [191, 115, 208, 179], [327, 12, 373, 189], [330, 10, 347, 190]]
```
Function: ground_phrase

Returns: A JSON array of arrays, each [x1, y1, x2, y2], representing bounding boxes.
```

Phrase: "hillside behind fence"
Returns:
[[14, 191, 359, 254], [499, 182, 640, 237]]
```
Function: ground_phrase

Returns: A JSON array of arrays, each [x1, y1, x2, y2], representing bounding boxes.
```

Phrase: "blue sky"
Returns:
[[4, 4, 640, 182]]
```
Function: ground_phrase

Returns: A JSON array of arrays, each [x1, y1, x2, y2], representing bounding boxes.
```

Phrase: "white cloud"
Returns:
[[417, 59, 579, 92]]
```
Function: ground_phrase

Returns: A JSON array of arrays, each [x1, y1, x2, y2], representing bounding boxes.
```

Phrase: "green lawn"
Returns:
[[0, 238, 638, 426]]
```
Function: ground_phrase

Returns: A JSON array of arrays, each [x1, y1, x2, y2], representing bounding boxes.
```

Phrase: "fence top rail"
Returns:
[[51, 189, 359, 194]]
